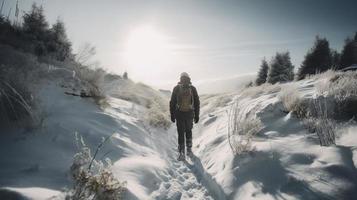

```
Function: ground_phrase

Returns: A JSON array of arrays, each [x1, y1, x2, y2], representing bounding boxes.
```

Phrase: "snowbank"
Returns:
[[194, 74, 357, 199]]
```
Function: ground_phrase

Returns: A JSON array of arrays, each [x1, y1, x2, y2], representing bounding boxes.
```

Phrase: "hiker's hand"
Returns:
[[171, 116, 175, 123], [194, 116, 199, 124]]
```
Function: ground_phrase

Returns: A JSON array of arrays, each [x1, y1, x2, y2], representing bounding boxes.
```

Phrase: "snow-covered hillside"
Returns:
[[194, 72, 357, 200], [0, 72, 220, 200], [195, 74, 255, 94], [1, 70, 357, 200]]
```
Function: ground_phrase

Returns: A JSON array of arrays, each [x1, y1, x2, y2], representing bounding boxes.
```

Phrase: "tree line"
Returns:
[[0, 3, 73, 62], [256, 33, 357, 85]]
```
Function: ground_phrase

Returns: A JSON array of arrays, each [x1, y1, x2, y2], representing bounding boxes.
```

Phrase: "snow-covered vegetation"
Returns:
[[194, 71, 357, 199], [67, 134, 126, 200], [278, 84, 301, 113], [228, 101, 263, 154]]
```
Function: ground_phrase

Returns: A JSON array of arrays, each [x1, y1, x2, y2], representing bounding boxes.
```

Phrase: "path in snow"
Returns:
[[150, 127, 226, 200]]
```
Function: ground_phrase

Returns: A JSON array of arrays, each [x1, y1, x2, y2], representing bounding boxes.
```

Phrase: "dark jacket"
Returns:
[[170, 84, 200, 120]]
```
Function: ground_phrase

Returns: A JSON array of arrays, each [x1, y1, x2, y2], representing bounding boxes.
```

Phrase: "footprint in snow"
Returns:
[[177, 175, 185, 182], [163, 182, 171, 189]]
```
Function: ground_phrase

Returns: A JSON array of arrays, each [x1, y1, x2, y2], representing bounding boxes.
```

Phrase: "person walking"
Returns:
[[170, 72, 200, 161]]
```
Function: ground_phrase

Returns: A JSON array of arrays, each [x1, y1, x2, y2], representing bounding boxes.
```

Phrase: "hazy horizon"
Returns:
[[4, 0, 357, 89]]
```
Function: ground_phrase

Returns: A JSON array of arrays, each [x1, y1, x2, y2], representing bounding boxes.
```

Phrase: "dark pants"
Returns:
[[175, 111, 193, 153]]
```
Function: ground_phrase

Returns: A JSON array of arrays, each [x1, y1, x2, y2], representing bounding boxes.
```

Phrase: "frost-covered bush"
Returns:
[[240, 83, 281, 99], [145, 102, 171, 130], [313, 70, 357, 100], [0, 80, 34, 124], [327, 72, 357, 101], [303, 99, 336, 146], [313, 71, 357, 120], [0, 45, 45, 127], [68, 65, 110, 107], [211, 94, 233, 108], [66, 134, 126, 200], [307, 69, 337, 82], [112, 80, 168, 110], [228, 102, 263, 154], [75, 67, 106, 96], [278, 85, 302, 113]]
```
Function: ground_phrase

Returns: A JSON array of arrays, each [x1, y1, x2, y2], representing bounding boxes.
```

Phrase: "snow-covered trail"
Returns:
[[4, 72, 357, 199], [150, 127, 225, 200], [0, 81, 226, 200]]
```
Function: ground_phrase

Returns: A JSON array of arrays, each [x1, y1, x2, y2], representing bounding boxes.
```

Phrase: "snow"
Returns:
[[2, 187, 60, 200], [1, 71, 357, 199], [194, 77, 357, 199]]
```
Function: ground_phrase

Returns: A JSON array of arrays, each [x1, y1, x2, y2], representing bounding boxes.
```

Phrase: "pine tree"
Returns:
[[51, 19, 67, 42], [339, 32, 357, 69], [267, 52, 294, 84], [255, 59, 269, 86], [22, 3, 49, 56], [22, 3, 48, 39], [49, 19, 72, 61], [331, 50, 340, 70], [297, 36, 332, 80]]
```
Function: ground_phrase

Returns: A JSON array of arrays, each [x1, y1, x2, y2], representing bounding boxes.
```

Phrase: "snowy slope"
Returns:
[[0, 76, 218, 200], [2, 70, 357, 200], [0, 75, 156, 198], [193, 76, 357, 200]]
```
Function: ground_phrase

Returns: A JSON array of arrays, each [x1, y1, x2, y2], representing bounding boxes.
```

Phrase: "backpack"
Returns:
[[176, 84, 194, 112]]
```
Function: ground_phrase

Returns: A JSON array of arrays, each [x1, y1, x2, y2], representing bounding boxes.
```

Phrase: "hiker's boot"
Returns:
[[177, 150, 186, 161], [187, 148, 193, 157]]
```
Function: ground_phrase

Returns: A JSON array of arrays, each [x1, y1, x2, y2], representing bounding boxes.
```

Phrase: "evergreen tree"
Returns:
[[22, 3, 49, 56], [48, 19, 72, 61], [339, 32, 357, 69], [267, 52, 294, 84], [297, 36, 332, 80], [22, 3, 48, 39], [255, 58, 269, 86], [331, 50, 341, 70]]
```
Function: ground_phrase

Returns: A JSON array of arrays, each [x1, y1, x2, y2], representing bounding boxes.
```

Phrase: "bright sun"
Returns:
[[124, 26, 172, 73]]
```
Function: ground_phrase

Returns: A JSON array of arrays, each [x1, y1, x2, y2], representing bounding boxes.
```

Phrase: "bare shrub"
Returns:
[[66, 133, 126, 200], [293, 99, 311, 119], [75, 43, 97, 66], [0, 45, 46, 128], [302, 98, 336, 146], [228, 102, 263, 154], [0, 81, 34, 124]]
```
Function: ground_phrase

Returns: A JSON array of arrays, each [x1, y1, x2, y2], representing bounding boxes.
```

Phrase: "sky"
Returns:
[[3, 0, 357, 89]]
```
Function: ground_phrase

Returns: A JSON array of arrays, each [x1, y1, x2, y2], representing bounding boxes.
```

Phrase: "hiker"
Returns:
[[170, 72, 200, 161]]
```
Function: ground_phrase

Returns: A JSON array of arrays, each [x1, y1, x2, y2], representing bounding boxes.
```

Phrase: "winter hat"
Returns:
[[180, 72, 190, 78], [179, 72, 191, 85]]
